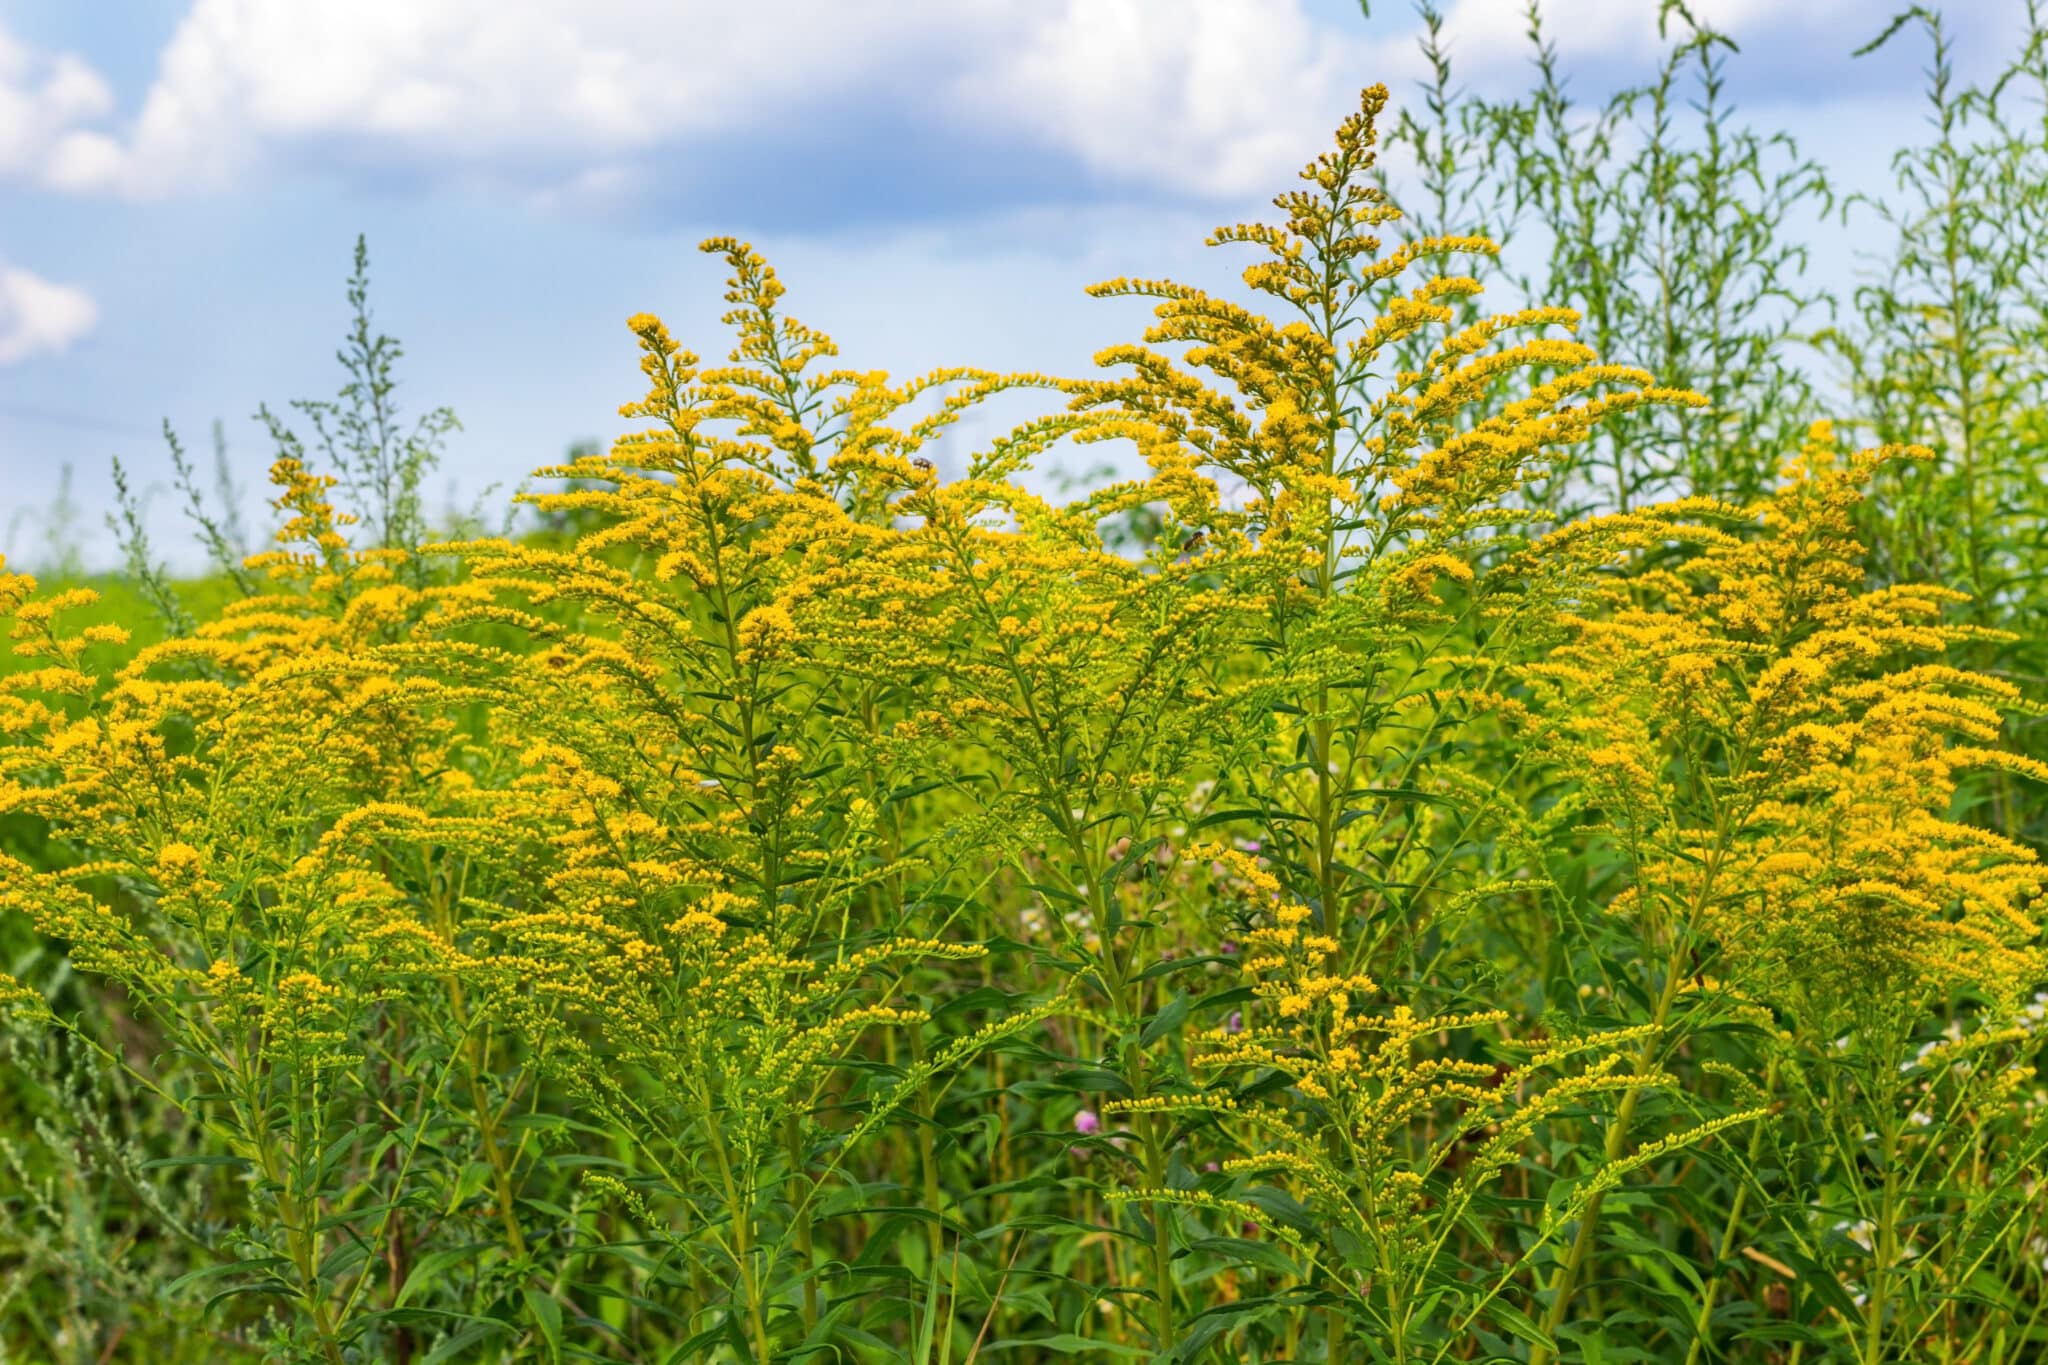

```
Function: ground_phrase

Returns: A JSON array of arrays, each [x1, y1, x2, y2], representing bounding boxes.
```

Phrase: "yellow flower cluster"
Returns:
[[1520, 423, 2044, 1023]]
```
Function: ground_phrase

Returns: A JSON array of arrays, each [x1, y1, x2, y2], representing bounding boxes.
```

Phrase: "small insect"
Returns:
[[911, 457, 934, 473], [1179, 531, 1208, 556]]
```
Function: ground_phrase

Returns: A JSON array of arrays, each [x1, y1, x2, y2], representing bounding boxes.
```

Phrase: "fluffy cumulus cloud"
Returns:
[[6, 0, 1388, 207], [0, 0, 1925, 215], [0, 24, 119, 189], [962, 0, 1370, 198], [59, 1, 927, 197], [0, 262, 98, 366]]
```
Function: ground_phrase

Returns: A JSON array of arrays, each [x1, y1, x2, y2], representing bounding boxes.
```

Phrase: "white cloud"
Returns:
[[961, 0, 1377, 198], [6, 0, 1396, 205], [0, 24, 117, 188], [0, 0, 1907, 211], [28, 1, 973, 196], [0, 263, 98, 365]]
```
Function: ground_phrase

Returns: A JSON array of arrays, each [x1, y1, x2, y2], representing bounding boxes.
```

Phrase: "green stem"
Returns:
[[785, 1113, 819, 1337], [709, 1128, 774, 1365], [910, 1026, 946, 1273], [1682, 1055, 1779, 1365], [1140, 1097, 1177, 1351], [269, 1164, 347, 1365], [1864, 1116, 1901, 1365], [1529, 940, 1690, 1364], [1110, 945, 1177, 1350]]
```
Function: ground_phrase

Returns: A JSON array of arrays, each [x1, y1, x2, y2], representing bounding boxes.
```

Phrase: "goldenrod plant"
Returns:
[[2, 49, 2046, 1365]]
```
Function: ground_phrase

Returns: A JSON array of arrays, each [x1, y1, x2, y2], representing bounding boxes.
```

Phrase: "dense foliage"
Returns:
[[4, 10, 2048, 1363]]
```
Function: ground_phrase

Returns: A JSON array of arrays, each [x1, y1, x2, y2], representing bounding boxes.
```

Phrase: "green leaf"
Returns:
[[395, 1244, 493, 1307], [1139, 993, 1192, 1047], [138, 1153, 254, 1172], [1488, 1299, 1558, 1354], [164, 1255, 290, 1299], [525, 1286, 565, 1363], [1188, 1236, 1299, 1278], [980, 1334, 1150, 1356]]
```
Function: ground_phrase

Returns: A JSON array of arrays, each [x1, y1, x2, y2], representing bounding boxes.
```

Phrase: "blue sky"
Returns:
[[0, 0, 2029, 570]]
